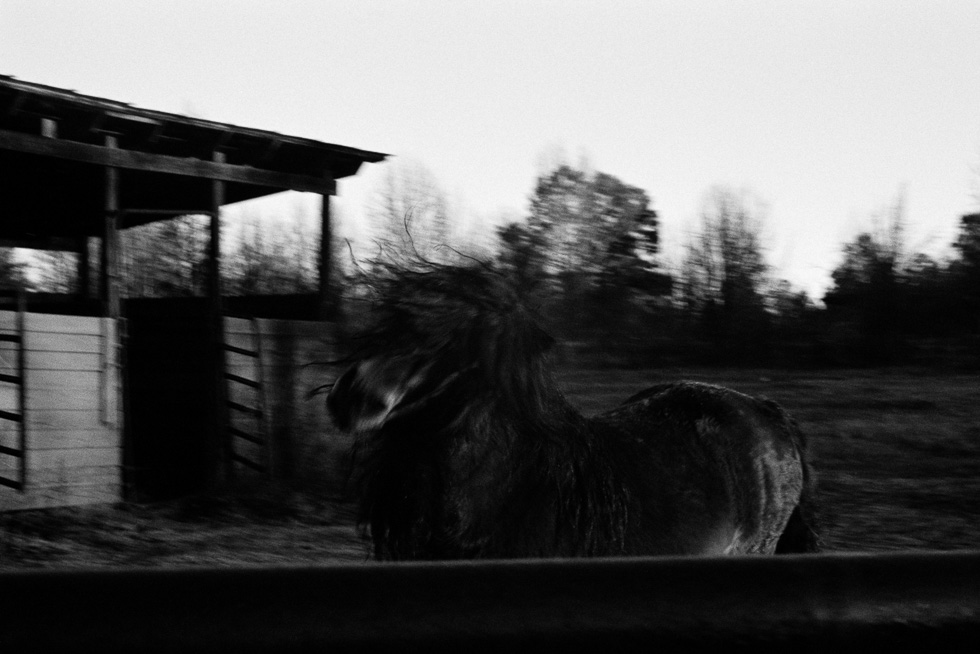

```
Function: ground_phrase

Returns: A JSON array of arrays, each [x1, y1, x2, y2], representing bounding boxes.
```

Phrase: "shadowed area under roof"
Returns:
[[0, 74, 387, 242]]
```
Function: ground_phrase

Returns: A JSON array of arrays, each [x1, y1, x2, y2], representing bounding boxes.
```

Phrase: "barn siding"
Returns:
[[1, 311, 342, 511], [0, 311, 122, 511], [224, 318, 346, 487]]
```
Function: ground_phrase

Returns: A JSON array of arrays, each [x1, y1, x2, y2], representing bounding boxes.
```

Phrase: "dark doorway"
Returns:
[[125, 298, 218, 501]]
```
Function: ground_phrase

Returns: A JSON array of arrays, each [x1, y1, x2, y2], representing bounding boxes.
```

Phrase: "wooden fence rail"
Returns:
[[1, 551, 979, 652]]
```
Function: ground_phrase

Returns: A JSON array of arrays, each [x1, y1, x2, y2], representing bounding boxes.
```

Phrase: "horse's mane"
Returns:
[[347, 260, 563, 424], [343, 260, 631, 559]]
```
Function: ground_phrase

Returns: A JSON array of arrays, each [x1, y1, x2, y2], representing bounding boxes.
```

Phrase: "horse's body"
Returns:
[[326, 263, 818, 560], [591, 382, 813, 556]]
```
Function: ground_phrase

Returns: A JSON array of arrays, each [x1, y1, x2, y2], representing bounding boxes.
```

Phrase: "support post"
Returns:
[[317, 192, 333, 320], [209, 150, 228, 485], [209, 155, 224, 305], [101, 136, 120, 319], [77, 236, 90, 298], [40, 117, 57, 138]]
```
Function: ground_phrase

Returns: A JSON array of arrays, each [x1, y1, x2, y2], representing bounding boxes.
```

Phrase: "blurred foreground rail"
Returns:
[[2, 551, 979, 652]]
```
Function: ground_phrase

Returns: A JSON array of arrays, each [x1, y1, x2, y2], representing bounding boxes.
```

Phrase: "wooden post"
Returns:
[[40, 117, 57, 138], [77, 237, 90, 298], [209, 153, 224, 304], [210, 150, 228, 484], [317, 192, 333, 320], [101, 136, 120, 319]]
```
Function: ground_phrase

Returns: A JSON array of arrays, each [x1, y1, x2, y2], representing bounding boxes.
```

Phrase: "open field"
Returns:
[[2, 367, 979, 569], [561, 368, 980, 553]]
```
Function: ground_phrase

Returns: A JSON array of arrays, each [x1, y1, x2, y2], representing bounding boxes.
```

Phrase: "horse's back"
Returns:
[[613, 381, 804, 459], [597, 381, 809, 555]]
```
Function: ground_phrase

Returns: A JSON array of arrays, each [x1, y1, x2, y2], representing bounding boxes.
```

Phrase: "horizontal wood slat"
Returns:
[[0, 482, 121, 511], [0, 447, 119, 470], [14, 352, 104, 372], [14, 429, 119, 451], [223, 343, 258, 358], [0, 465, 119, 487], [225, 373, 261, 389], [0, 385, 120, 412], [227, 401, 263, 418], [22, 409, 120, 431], [228, 426, 265, 446], [0, 409, 23, 423], [229, 453, 266, 473], [0, 128, 337, 194], [0, 311, 108, 335], [0, 443, 24, 457], [0, 475, 22, 490], [15, 332, 107, 354]]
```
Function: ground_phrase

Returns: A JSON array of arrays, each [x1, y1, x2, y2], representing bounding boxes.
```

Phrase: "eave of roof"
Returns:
[[0, 73, 388, 173], [0, 74, 389, 241]]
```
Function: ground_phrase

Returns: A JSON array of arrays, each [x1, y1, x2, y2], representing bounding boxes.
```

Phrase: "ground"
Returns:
[[1, 367, 978, 569]]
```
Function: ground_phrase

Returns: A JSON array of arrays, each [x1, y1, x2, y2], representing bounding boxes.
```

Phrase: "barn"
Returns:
[[0, 74, 386, 510]]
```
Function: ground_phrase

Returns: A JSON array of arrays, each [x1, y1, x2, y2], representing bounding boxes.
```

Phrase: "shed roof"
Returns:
[[0, 74, 387, 245]]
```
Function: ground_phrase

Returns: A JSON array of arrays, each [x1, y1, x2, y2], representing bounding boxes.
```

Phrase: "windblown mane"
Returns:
[[341, 261, 632, 559], [347, 261, 557, 419]]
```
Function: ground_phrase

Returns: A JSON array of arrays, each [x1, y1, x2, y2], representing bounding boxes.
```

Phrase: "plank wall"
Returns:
[[0, 311, 122, 511], [224, 318, 348, 487]]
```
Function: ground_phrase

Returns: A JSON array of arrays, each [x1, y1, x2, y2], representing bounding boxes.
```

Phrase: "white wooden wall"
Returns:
[[0, 312, 123, 511]]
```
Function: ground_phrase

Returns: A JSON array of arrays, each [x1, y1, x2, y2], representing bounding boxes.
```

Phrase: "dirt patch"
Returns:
[[0, 485, 370, 569]]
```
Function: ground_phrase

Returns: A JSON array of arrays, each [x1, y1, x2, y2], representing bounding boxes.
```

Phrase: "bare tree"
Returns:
[[31, 250, 77, 293], [225, 208, 317, 295], [680, 186, 772, 356], [0, 248, 30, 291], [120, 215, 209, 297], [368, 159, 452, 263]]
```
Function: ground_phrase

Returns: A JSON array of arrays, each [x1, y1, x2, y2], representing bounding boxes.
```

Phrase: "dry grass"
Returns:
[[2, 367, 978, 569], [560, 367, 980, 552]]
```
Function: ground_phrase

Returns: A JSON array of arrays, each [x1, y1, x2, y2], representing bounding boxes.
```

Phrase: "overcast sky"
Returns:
[[3, 1, 979, 297]]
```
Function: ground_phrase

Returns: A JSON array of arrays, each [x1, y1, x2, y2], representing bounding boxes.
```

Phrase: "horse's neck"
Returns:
[[441, 398, 601, 555]]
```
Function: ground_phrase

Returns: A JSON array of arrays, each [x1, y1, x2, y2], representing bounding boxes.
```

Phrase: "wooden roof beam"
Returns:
[[208, 129, 233, 153], [146, 121, 165, 145], [256, 138, 281, 165], [0, 236, 84, 251], [4, 90, 26, 117], [0, 127, 336, 194], [85, 110, 107, 135]]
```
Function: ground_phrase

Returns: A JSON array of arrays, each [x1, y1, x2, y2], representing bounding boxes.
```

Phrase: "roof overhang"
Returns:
[[0, 74, 387, 243]]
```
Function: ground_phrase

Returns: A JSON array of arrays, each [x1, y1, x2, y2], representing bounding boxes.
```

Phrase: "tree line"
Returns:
[[4, 159, 979, 369], [492, 165, 980, 368], [364, 160, 980, 369], [4, 208, 321, 299]]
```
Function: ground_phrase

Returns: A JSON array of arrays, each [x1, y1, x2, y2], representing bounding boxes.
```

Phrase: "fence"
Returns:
[[1, 550, 978, 652]]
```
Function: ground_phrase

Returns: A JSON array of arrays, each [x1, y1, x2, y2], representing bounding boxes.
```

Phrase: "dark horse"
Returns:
[[326, 263, 819, 560]]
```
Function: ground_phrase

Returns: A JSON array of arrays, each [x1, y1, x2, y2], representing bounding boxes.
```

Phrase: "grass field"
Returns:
[[1, 367, 978, 569]]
